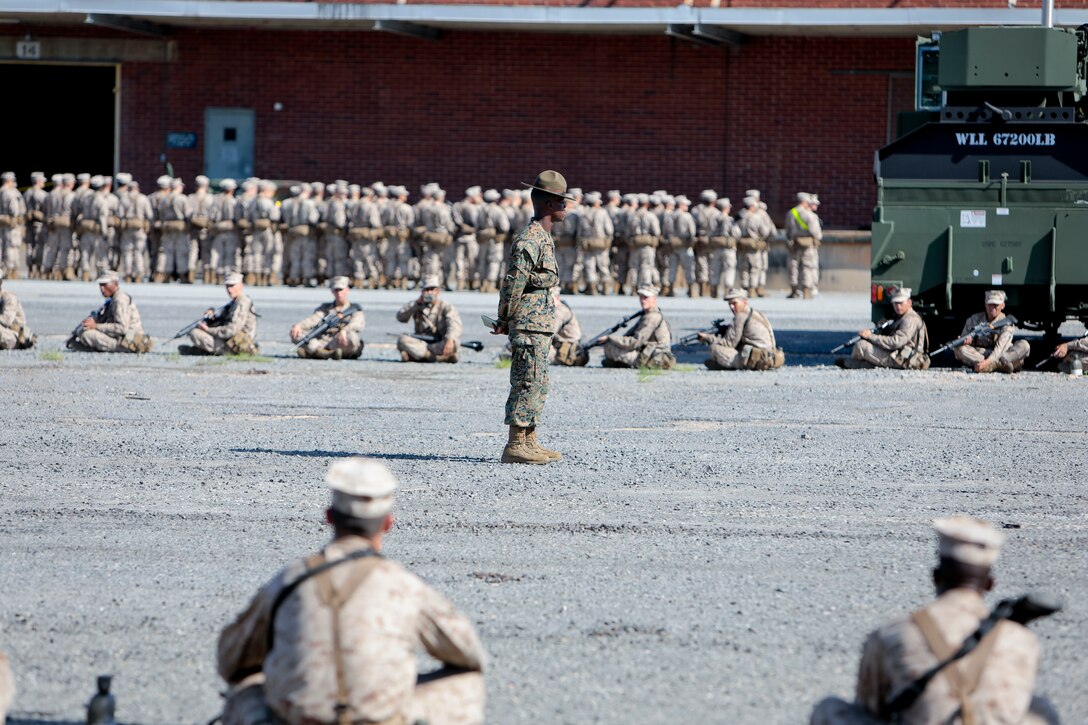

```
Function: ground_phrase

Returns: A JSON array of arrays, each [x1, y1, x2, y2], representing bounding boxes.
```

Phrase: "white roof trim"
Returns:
[[2, 2, 1086, 36]]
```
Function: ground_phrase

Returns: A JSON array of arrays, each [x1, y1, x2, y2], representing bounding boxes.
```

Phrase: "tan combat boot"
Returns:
[[268, 272, 279, 286], [803, 288, 813, 299], [501, 425, 550, 464], [152, 272, 165, 283], [527, 427, 561, 461], [701, 282, 711, 298], [244, 272, 256, 285], [757, 286, 766, 297]]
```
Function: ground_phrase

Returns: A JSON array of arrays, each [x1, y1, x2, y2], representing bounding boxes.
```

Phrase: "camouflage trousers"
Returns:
[[953, 340, 1030, 371], [223, 669, 485, 725], [190, 328, 259, 356], [298, 331, 362, 359], [1058, 350, 1088, 374], [505, 330, 550, 427]]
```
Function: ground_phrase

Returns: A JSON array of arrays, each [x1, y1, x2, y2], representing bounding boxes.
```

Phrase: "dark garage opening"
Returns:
[[1, 64, 116, 183]]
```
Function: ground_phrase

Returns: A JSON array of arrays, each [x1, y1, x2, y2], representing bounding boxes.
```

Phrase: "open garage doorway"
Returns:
[[0, 63, 117, 183]]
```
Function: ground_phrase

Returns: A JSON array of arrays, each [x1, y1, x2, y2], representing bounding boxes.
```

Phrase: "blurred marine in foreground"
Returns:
[[217, 458, 486, 725]]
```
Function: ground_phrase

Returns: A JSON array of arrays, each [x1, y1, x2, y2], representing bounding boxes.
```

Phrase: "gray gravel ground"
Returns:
[[1, 280, 1085, 725]]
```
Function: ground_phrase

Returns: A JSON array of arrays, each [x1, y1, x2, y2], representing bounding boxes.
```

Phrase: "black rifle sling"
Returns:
[[266, 547, 380, 651]]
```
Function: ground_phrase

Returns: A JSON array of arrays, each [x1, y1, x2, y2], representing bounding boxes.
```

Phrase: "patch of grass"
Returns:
[[227, 353, 273, 363], [494, 358, 512, 369], [164, 353, 181, 362], [637, 366, 664, 383], [40, 350, 64, 362], [673, 364, 698, 372]]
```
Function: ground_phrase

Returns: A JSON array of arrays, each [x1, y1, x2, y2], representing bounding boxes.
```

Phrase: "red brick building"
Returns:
[[1, 1, 1081, 227]]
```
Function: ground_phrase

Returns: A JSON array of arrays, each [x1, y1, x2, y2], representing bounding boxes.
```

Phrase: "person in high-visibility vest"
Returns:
[[783, 191, 823, 299]]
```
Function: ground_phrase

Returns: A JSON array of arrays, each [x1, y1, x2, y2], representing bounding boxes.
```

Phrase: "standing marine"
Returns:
[[494, 170, 569, 465]]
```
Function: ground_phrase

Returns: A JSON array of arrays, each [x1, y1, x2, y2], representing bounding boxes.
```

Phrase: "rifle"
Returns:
[[390, 333, 484, 352], [171, 303, 231, 340], [294, 303, 362, 349], [673, 318, 729, 348], [579, 310, 645, 353], [831, 318, 896, 354], [1034, 330, 1088, 369], [67, 303, 109, 348], [931, 316, 1017, 357], [886, 592, 1061, 715]]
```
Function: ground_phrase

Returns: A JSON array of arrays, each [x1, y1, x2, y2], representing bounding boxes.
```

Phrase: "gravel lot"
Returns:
[[1, 280, 1085, 724]]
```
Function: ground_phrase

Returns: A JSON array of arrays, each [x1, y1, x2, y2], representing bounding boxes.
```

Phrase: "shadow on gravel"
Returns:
[[671, 329, 846, 367], [231, 448, 493, 464]]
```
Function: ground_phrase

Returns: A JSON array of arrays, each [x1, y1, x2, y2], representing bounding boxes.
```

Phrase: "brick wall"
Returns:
[[0, 22, 912, 227], [109, 29, 911, 227]]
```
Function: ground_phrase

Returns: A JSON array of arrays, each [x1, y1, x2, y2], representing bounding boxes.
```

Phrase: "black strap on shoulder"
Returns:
[[266, 547, 379, 651]]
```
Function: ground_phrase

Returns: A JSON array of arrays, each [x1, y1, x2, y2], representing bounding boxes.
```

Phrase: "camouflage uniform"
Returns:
[[554, 201, 580, 292], [737, 200, 774, 295], [663, 201, 695, 296], [550, 297, 584, 366], [248, 186, 282, 284], [68, 288, 151, 353], [707, 201, 740, 296], [811, 589, 1058, 725], [474, 191, 511, 293], [628, 201, 661, 289], [217, 535, 486, 725], [395, 297, 463, 363], [210, 185, 241, 280], [784, 197, 823, 297], [42, 177, 75, 279], [1058, 335, 1088, 374], [189, 293, 259, 355], [23, 174, 47, 276], [849, 308, 929, 370], [705, 304, 782, 370], [348, 194, 382, 287], [156, 186, 192, 280], [603, 305, 674, 369], [691, 195, 722, 297], [420, 194, 454, 280], [295, 301, 365, 359], [498, 219, 558, 427], [117, 184, 154, 282], [0, 286, 31, 349], [0, 175, 25, 277], [450, 194, 480, 290], [576, 196, 614, 295], [953, 311, 1030, 373], [384, 191, 415, 287], [188, 179, 215, 281]]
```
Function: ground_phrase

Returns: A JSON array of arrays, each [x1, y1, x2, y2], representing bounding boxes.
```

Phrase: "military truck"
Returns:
[[871, 21, 1088, 343]]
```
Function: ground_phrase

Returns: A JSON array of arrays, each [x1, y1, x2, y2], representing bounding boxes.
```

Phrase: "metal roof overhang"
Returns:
[[1, 2, 1086, 38]]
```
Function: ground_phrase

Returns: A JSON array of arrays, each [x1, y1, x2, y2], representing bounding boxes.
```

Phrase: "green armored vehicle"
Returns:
[[872, 23, 1088, 342]]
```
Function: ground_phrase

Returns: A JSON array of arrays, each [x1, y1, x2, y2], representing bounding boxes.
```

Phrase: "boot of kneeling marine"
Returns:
[[501, 425, 550, 464], [121, 334, 154, 354]]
